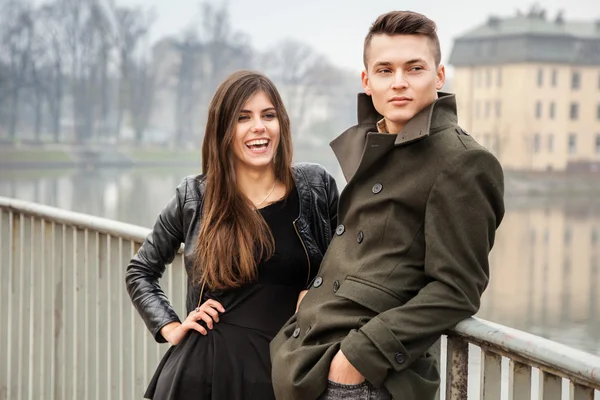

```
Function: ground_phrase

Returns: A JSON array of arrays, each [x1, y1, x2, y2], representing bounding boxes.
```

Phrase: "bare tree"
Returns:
[[112, 5, 153, 141], [167, 2, 253, 147], [259, 39, 341, 140], [1, 0, 35, 141], [36, 2, 66, 142], [129, 49, 155, 144]]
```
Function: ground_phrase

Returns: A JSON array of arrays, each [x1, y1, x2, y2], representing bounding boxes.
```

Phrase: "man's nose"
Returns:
[[391, 71, 408, 89]]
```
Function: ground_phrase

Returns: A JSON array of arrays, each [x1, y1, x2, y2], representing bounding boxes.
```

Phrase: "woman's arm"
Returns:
[[125, 179, 188, 343]]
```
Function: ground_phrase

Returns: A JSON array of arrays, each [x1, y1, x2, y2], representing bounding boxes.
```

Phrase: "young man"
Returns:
[[270, 11, 505, 400]]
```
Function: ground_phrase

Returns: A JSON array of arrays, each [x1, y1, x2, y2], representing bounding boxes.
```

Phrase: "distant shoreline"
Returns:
[[2, 147, 600, 196]]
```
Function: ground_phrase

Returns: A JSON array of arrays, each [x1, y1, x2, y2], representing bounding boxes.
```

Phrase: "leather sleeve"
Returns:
[[125, 179, 188, 343], [325, 168, 340, 240]]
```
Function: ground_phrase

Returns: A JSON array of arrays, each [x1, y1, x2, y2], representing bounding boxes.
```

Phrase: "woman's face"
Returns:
[[231, 90, 281, 173]]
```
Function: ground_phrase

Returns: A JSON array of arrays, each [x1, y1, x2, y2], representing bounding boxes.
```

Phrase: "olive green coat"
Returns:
[[270, 92, 505, 400]]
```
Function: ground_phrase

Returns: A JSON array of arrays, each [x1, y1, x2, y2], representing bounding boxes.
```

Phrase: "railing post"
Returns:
[[446, 335, 469, 400]]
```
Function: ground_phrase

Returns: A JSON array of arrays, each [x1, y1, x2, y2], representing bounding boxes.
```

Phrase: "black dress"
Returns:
[[145, 188, 310, 400]]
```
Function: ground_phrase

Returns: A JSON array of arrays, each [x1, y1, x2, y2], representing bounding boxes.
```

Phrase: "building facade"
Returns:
[[449, 10, 600, 171]]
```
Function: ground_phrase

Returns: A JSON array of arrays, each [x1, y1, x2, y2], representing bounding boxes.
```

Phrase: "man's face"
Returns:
[[362, 34, 445, 134]]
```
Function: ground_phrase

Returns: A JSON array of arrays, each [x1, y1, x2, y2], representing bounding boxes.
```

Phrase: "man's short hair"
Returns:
[[363, 11, 441, 68]]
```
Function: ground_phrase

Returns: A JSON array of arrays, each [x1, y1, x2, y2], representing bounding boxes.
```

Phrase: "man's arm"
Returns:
[[339, 149, 505, 387]]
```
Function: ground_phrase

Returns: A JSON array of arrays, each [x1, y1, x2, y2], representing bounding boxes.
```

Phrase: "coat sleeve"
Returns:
[[125, 179, 188, 343], [340, 149, 505, 387]]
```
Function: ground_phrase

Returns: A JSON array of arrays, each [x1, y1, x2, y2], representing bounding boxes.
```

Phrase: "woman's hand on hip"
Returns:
[[160, 299, 225, 345]]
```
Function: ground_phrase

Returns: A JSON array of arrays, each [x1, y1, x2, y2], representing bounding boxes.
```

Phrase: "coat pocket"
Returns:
[[335, 276, 405, 314]]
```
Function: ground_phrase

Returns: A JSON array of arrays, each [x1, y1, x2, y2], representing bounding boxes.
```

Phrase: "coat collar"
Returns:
[[330, 92, 457, 182]]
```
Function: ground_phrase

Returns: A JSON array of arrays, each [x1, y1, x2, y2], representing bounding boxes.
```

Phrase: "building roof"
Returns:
[[449, 11, 600, 66], [461, 15, 600, 40]]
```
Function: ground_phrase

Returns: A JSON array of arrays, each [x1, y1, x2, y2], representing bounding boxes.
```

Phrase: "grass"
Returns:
[[0, 149, 72, 163]]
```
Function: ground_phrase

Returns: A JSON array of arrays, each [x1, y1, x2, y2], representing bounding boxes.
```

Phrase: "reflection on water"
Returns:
[[1, 167, 599, 358]]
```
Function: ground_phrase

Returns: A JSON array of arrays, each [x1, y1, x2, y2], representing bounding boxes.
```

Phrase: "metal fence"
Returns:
[[1, 196, 599, 400]]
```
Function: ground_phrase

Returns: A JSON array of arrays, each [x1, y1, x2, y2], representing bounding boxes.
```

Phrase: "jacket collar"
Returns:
[[330, 92, 457, 182]]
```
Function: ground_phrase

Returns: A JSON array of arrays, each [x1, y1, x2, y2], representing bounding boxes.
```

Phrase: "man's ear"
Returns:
[[361, 70, 372, 95], [436, 64, 446, 90]]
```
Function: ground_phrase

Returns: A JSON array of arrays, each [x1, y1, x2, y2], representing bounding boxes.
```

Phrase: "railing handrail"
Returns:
[[2, 195, 600, 389], [453, 317, 600, 389], [0, 195, 150, 243]]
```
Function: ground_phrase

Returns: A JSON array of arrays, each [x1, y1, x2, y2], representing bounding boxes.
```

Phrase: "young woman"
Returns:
[[125, 70, 339, 400]]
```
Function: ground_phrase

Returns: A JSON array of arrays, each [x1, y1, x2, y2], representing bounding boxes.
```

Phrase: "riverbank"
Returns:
[[2, 146, 600, 196]]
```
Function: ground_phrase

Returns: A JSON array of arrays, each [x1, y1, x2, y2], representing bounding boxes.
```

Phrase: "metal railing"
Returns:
[[1, 196, 599, 400]]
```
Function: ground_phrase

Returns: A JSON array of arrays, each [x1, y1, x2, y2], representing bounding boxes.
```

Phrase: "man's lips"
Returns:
[[389, 96, 412, 102]]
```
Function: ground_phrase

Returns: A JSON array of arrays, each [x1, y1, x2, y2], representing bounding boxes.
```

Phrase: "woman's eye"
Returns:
[[238, 115, 250, 121]]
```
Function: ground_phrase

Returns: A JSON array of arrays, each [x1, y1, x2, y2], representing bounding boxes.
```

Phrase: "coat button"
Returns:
[[372, 183, 383, 194], [336, 224, 345, 236], [293, 327, 301, 338], [313, 277, 323, 288], [357, 231, 364, 244], [395, 352, 406, 364], [333, 280, 340, 292]]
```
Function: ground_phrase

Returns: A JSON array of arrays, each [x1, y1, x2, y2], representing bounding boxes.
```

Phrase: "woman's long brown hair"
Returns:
[[194, 70, 295, 290]]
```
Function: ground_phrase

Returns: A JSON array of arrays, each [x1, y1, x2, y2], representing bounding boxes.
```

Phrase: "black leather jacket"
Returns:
[[125, 163, 339, 343]]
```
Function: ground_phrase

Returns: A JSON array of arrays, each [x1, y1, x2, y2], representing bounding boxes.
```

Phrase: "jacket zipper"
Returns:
[[293, 220, 311, 286]]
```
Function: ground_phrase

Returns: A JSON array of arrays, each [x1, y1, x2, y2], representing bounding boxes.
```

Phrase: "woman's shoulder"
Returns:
[[292, 162, 333, 183], [175, 174, 206, 203]]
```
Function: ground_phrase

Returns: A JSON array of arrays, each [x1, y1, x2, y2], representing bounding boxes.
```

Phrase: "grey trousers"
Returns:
[[318, 381, 393, 400]]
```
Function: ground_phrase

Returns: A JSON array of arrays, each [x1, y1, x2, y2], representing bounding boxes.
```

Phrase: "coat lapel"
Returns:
[[330, 92, 458, 183]]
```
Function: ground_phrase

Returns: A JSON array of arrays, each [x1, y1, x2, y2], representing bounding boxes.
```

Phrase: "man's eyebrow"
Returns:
[[405, 58, 427, 65], [372, 59, 428, 68], [372, 61, 392, 68]]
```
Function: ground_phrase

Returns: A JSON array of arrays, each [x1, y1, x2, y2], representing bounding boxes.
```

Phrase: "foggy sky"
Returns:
[[120, 0, 600, 74]]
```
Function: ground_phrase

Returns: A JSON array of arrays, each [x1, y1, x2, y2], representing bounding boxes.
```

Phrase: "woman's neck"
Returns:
[[235, 165, 277, 206]]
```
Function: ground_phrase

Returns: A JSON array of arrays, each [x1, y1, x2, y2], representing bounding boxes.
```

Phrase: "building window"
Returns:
[[486, 69, 492, 87], [535, 101, 542, 118], [537, 68, 544, 87], [475, 101, 481, 119], [570, 102, 579, 120], [533, 134, 541, 153], [564, 227, 572, 246], [495, 100, 501, 118], [572, 71, 580, 90], [485, 101, 490, 118], [552, 69, 558, 87], [597, 104, 600, 120], [497, 68, 502, 87], [476, 70, 482, 88], [569, 133, 577, 154], [596, 134, 600, 154], [548, 134, 554, 152], [549, 102, 555, 119]]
